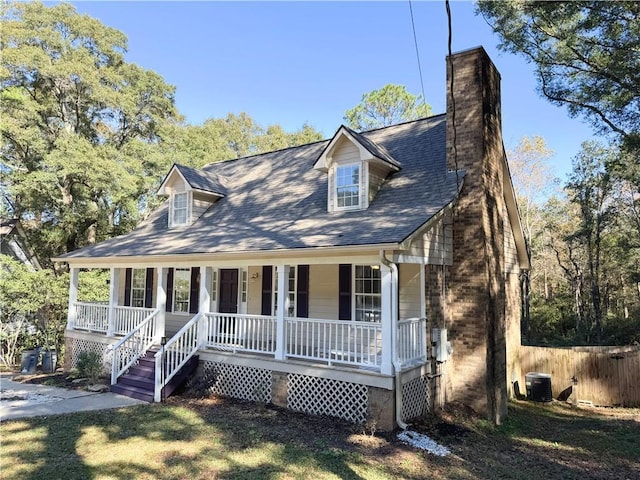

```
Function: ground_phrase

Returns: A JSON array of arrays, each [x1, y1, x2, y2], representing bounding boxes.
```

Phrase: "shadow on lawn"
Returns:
[[1, 399, 370, 480], [418, 400, 640, 480]]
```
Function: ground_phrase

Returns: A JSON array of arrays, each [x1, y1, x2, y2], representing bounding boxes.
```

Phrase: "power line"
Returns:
[[408, 0, 427, 106]]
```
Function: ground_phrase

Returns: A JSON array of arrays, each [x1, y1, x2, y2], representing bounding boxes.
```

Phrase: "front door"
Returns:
[[219, 269, 239, 314]]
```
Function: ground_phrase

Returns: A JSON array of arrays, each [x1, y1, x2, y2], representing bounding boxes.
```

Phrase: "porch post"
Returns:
[[107, 268, 120, 336], [274, 264, 290, 361], [156, 267, 167, 338], [380, 263, 394, 376], [198, 267, 212, 347], [66, 267, 79, 329]]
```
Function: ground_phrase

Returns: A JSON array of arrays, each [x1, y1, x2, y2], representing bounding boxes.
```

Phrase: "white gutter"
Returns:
[[379, 249, 408, 430]]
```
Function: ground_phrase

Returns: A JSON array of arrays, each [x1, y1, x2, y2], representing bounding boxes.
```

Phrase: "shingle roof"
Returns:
[[62, 114, 463, 260], [343, 126, 401, 169], [174, 164, 227, 196]]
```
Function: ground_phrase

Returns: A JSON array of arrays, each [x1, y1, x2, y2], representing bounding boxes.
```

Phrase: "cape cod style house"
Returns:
[[58, 47, 529, 429]]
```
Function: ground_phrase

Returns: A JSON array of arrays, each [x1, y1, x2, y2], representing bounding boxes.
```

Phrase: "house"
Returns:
[[57, 47, 529, 429]]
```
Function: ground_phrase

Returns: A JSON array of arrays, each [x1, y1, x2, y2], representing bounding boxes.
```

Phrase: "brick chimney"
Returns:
[[444, 47, 510, 424]]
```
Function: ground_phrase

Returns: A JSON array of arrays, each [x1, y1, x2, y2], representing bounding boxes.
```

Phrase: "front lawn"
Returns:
[[1, 395, 638, 480]]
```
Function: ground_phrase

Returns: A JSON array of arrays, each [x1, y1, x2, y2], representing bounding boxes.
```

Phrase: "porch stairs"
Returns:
[[111, 349, 199, 402]]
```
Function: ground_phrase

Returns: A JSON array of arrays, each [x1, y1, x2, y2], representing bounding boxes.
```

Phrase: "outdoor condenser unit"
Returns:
[[432, 328, 451, 363]]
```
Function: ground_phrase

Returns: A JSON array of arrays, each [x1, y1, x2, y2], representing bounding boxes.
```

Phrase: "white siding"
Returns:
[[406, 213, 453, 265], [368, 163, 387, 203], [246, 265, 263, 315], [399, 263, 422, 319], [332, 137, 361, 165], [192, 192, 214, 222], [504, 206, 519, 275], [308, 264, 339, 320]]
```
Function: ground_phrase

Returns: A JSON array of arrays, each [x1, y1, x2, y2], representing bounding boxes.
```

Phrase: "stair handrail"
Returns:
[[110, 308, 161, 385], [154, 311, 204, 402]]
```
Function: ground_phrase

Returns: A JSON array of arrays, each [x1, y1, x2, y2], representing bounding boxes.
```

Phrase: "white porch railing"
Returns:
[[397, 317, 427, 367], [110, 308, 161, 385], [73, 302, 109, 333], [114, 306, 157, 335], [154, 312, 204, 402], [286, 317, 383, 368], [204, 313, 277, 354]]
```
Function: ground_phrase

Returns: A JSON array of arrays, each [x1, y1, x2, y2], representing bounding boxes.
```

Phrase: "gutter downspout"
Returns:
[[380, 250, 408, 430]]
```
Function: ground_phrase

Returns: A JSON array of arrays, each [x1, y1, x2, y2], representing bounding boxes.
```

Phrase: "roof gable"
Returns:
[[157, 164, 226, 197], [313, 125, 401, 172]]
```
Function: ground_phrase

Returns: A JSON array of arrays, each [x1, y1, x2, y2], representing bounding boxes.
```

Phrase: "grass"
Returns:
[[1, 395, 638, 480]]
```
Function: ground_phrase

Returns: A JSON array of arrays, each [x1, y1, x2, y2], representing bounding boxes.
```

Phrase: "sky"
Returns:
[[69, 0, 598, 181]]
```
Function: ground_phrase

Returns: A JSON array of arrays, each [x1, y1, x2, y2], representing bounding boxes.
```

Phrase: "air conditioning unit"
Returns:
[[432, 328, 451, 363]]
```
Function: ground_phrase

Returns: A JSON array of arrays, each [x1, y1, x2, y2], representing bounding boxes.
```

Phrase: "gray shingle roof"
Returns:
[[343, 126, 401, 169], [175, 164, 226, 196], [62, 115, 463, 260]]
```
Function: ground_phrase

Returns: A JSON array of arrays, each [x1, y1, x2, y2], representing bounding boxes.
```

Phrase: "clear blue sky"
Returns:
[[70, 0, 596, 181]]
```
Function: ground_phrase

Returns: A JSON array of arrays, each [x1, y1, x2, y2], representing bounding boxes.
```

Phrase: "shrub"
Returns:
[[76, 351, 104, 383]]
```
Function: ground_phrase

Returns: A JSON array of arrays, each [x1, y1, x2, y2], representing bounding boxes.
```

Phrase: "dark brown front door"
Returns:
[[219, 269, 239, 314]]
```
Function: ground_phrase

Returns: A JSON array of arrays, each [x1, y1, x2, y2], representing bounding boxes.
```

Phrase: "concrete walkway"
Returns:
[[0, 375, 146, 421]]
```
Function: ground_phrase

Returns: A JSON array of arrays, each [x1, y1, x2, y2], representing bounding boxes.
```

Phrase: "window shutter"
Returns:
[[144, 268, 154, 308], [124, 268, 132, 307], [338, 264, 352, 320], [261, 266, 273, 315], [166, 268, 174, 312], [297, 265, 309, 318], [189, 267, 200, 314]]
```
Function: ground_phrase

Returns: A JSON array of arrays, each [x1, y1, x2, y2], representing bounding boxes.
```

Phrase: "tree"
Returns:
[[1, 1, 180, 267], [477, 1, 640, 154], [507, 136, 556, 340], [344, 84, 432, 131]]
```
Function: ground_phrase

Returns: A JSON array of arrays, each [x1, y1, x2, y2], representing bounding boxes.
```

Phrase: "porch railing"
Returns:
[[397, 317, 427, 367], [286, 317, 383, 368], [154, 312, 204, 402], [204, 313, 276, 354], [73, 302, 109, 333], [114, 306, 157, 335], [110, 308, 161, 385]]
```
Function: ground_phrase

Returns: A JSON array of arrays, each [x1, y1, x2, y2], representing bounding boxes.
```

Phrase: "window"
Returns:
[[211, 269, 217, 302], [131, 268, 146, 308], [336, 164, 360, 209], [171, 191, 190, 226], [241, 270, 247, 302], [355, 265, 381, 322], [273, 266, 296, 317], [173, 268, 191, 313]]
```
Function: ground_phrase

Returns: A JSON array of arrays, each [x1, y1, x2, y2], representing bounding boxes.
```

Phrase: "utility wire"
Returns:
[[408, 0, 427, 107], [445, 0, 460, 193]]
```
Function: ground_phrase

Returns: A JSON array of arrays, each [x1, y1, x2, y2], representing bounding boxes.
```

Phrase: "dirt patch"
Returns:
[[13, 371, 107, 390]]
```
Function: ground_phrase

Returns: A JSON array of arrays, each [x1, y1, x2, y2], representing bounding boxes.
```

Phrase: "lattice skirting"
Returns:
[[401, 374, 431, 422], [70, 338, 112, 375], [202, 361, 272, 403], [288, 374, 369, 424]]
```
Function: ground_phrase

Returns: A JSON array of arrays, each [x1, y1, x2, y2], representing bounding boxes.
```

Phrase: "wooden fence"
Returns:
[[519, 345, 640, 407]]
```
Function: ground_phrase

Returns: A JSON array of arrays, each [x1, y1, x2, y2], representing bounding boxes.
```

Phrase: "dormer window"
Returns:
[[170, 191, 191, 227], [336, 164, 361, 209], [314, 126, 401, 214]]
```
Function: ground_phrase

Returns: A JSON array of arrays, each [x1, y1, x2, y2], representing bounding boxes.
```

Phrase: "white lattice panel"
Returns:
[[288, 374, 368, 424], [70, 338, 112, 375], [401, 374, 431, 422], [202, 361, 272, 403]]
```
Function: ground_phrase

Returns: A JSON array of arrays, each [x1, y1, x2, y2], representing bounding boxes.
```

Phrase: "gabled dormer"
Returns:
[[157, 164, 226, 228], [314, 126, 400, 212]]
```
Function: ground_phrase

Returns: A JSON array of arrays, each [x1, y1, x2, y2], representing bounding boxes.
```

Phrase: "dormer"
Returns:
[[314, 126, 400, 212], [157, 164, 226, 228]]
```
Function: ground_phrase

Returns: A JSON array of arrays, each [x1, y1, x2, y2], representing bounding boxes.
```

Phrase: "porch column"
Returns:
[[156, 267, 168, 338], [199, 267, 212, 314], [380, 263, 394, 376], [107, 268, 120, 336], [274, 264, 290, 361], [66, 267, 79, 330], [420, 265, 428, 362]]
